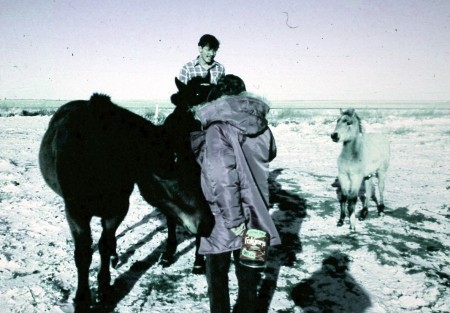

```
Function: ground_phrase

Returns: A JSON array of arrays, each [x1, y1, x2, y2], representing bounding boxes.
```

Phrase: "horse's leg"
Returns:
[[377, 171, 387, 216], [347, 195, 358, 231], [337, 195, 347, 227], [192, 235, 205, 274], [337, 175, 350, 227], [334, 178, 343, 202], [359, 178, 371, 221], [370, 178, 379, 206], [65, 207, 93, 306], [97, 210, 127, 302], [348, 175, 363, 231], [160, 215, 178, 267], [358, 179, 367, 207]]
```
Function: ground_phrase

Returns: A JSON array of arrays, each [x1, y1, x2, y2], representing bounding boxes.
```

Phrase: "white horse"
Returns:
[[331, 108, 390, 231]]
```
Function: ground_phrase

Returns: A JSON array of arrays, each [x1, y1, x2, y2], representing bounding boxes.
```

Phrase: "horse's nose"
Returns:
[[331, 132, 339, 142]]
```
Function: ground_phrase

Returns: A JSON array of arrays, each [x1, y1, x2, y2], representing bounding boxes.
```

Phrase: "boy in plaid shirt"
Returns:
[[179, 34, 225, 85]]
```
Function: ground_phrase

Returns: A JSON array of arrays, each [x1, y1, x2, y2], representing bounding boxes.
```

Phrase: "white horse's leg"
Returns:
[[377, 171, 387, 216], [358, 179, 366, 207], [347, 196, 358, 231], [370, 178, 378, 206], [337, 175, 351, 227], [337, 197, 347, 227], [348, 175, 363, 231], [359, 178, 371, 220]]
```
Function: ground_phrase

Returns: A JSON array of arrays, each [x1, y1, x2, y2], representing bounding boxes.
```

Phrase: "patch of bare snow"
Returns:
[[1, 110, 449, 312]]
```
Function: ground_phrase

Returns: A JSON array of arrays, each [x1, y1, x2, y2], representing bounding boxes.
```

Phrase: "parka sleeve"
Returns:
[[203, 123, 245, 228], [268, 127, 277, 162]]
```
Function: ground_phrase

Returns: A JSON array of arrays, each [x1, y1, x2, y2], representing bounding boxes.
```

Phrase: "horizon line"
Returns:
[[2, 98, 450, 103]]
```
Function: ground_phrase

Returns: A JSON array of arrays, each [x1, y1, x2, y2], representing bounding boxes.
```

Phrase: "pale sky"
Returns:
[[1, 0, 449, 101]]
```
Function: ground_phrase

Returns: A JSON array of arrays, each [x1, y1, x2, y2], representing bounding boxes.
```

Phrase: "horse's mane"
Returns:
[[90, 93, 111, 103], [341, 109, 363, 134], [354, 112, 363, 133]]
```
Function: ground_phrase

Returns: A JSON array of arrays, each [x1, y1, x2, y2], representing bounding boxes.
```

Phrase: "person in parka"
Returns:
[[190, 74, 281, 313]]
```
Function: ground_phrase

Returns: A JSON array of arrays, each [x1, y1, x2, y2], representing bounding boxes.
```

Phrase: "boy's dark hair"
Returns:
[[198, 34, 220, 50]]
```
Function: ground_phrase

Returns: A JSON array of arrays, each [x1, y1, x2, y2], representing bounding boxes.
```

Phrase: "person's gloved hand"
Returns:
[[230, 223, 246, 236]]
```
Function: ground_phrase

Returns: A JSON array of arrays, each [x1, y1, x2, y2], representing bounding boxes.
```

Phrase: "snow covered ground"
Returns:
[[0, 107, 449, 312]]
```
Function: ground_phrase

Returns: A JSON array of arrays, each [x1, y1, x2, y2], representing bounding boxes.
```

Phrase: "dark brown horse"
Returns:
[[160, 74, 214, 274], [39, 80, 214, 308], [161, 74, 248, 274]]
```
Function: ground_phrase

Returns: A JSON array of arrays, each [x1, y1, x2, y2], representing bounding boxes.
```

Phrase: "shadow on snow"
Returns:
[[290, 252, 372, 313], [257, 168, 307, 312]]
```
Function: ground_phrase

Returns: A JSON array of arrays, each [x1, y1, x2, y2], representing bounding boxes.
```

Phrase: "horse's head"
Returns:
[[142, 171, 214, 236], [331, 108, 363, 143], [164, 73, 216, 153], [170, 72, 215, 108]]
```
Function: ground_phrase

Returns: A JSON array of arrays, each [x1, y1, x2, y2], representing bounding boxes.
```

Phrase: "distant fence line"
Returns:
[[2, 99, 450, 109]]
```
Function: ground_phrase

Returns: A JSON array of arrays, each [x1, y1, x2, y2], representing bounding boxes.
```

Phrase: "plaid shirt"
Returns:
[[178, 57, 225, 84]]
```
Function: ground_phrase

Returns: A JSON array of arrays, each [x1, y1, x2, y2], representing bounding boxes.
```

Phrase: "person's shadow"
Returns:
[[257, 168, 307, 312], [290, 252, 372, 312]]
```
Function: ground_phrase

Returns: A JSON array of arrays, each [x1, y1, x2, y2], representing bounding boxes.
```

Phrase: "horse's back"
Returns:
[[363, 133, 390, 175], [39, 94, 158, 201]]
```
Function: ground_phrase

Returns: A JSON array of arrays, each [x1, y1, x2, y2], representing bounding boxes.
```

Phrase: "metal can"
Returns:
[[239, 229, 269, 268]]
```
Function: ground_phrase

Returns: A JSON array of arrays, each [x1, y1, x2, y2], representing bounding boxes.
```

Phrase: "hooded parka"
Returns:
[[190, 94, 281, 255]]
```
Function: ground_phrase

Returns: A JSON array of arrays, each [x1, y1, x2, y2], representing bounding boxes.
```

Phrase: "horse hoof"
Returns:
[[73, 301, 92, 313], [74, 290, 92, 307], [159, 254, 175, 267], [192, 258, 206, 275], [358, 209, 369, 221], [336, 220, 344, 227], [97, 285, 115, 305], [192, 264, 206, 275]]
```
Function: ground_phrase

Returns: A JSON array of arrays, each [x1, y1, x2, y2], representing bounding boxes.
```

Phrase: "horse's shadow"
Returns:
[[290, 252, 371, 312], [257, 168, 307, 312]]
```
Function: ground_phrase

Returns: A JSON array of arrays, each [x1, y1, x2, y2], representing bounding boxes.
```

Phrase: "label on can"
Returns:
[[239, 229, 269, 268]]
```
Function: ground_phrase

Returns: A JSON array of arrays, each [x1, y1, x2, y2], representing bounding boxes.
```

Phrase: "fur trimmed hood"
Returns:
[[192, 93, 270, 136]]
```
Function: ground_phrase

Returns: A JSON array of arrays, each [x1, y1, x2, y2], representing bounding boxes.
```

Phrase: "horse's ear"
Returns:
[[175, 77, 185, 91]]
